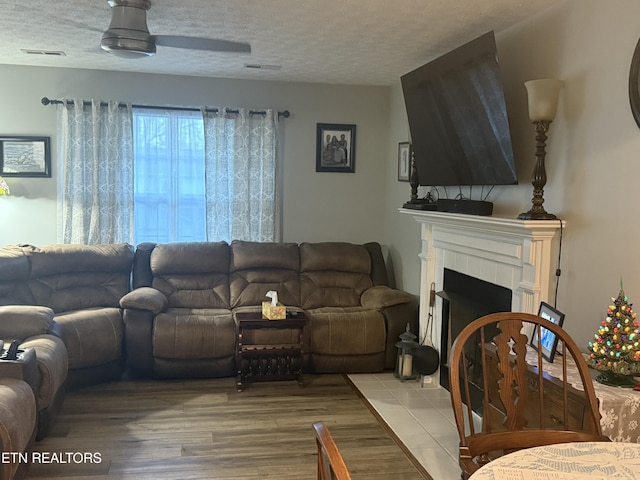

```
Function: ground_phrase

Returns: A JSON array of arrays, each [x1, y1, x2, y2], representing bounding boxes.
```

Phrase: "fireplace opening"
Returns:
[[437, 269, 512, 397]]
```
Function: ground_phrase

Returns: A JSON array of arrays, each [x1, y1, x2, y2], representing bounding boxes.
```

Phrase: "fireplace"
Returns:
[[400, 209, 564, 385], [437, 269, 512, 391]]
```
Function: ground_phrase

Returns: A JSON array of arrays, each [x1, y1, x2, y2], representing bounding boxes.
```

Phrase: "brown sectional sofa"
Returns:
[[0, 239, 416, 477], [0, 243, 134, 388], [0, 305, 67, 440], [121, 240, 418, 379]]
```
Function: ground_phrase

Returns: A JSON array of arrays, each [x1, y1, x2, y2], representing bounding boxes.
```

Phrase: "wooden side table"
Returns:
[[235, 311, 308, 391]]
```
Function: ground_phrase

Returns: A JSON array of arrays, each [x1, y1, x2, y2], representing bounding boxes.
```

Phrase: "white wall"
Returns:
[[381, 82, 422, 290], [5, 0, 640, 352], [383, 0, 640, 349], [0, 66, 390, 246]]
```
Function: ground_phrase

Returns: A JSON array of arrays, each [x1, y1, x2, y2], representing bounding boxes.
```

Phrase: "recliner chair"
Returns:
[[0, 305, 67, 440]]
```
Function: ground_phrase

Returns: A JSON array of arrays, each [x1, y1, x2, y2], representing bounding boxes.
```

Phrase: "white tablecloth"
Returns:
[[470, 442, 640, 479], [526, 347, 640, 442]]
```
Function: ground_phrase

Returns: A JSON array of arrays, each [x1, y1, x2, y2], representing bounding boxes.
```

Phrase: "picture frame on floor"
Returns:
[[316, 123, 356, 173], [530, 301, 565, 362], [0, 136, 51, 177]]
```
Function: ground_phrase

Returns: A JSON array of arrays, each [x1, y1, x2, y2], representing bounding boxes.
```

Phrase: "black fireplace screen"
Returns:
[[437, 269, 512, 395]]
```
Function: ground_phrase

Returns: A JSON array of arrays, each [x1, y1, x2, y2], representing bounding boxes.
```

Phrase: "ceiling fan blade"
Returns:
[[154, 35, 251, 53]]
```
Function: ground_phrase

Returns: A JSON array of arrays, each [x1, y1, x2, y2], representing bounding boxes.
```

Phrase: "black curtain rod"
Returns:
[[41, 97, 290, 118]]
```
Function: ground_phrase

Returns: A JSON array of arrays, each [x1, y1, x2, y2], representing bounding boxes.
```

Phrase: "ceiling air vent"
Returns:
[[244, 63, 282, 70], [20, 49, 66, 56]]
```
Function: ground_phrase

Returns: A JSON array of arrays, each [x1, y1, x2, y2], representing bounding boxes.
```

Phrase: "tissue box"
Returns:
[[262, 301, 287, 320]]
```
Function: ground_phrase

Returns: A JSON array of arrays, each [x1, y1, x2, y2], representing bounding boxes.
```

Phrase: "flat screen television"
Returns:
[[401, 31, 518, 188]]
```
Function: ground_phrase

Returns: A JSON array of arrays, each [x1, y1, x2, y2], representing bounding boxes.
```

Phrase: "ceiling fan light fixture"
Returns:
[[101, 34, 156, 57], [107, 0, 151, 9], [101, 0, 155, 57], [100, 0, 251, 59]]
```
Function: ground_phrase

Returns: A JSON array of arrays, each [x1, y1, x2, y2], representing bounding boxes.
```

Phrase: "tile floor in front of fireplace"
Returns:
[[348, 372, 461, 480]]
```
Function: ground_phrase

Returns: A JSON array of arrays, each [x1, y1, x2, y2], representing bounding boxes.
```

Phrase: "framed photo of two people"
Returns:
[[316, 123, 356, 173]]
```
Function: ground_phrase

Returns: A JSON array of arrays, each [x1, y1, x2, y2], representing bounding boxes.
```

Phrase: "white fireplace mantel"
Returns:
[[400, 208, 565, 346]]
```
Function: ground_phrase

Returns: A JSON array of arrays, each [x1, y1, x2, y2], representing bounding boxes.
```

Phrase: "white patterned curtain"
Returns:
[[57, 99, 134, 244], [202, 108, 280, 242]]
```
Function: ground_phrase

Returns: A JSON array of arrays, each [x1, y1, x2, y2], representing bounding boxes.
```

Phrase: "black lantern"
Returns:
[[395, 323, 418, 381]]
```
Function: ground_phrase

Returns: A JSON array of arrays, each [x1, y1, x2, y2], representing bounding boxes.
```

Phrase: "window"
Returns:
[[133, 108, 206, 244], [57, 100, 279, 245]]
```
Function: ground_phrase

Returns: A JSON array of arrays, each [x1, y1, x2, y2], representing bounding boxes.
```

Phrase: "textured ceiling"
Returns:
[[1, 0, 559, 86]]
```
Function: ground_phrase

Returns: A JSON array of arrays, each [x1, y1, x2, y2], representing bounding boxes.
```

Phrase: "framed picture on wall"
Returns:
[[315, 123, 356, 173], [530, 301, 565, 362], [398, 142, 411, 181], [0, 136, 51, 177]]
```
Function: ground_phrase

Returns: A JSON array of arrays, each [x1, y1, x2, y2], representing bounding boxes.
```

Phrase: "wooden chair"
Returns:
[[313, 421, 352, 480], [449, 312, 610, 479]]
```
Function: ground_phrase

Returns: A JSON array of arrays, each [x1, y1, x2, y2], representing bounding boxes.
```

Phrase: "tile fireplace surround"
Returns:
[[400, 209, 565, 348]]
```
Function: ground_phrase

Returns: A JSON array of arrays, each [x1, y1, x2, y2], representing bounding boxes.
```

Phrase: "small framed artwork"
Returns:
[[316, 123, 356, 173], [0, 136, 51, 177], [530, 301, 565, 362], [398, 142, 412, 181]]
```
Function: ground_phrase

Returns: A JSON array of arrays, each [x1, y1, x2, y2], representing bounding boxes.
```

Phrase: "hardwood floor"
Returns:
[[27, 375, 428, 480]]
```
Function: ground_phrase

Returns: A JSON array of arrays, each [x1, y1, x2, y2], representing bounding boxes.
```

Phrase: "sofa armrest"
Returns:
[[0, 305, 56, 341], [360, 287, 420, 370], [361, 285, 413, 310], [122, 308, 155, 378], [120, 288, 164, 378], [120, 287, 168, 314]]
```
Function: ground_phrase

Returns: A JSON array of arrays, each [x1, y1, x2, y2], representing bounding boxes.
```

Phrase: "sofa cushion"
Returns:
[[230, 241, 301, 308], [231, 268, 300, 308], [300, 242, 371, 273], [0, 246, 34, 305], [54, 307, 123, 370], [25, 243, 133, 277], [230, 241, 300, 271], [153, 308, 235, 359], [0, 246, 30, 280], [0, 305, 55, 341], [308, 307, 386, 355], [24, 243, 134, 313], [300, 243, 372, 309], [151, 242, 230, 309]]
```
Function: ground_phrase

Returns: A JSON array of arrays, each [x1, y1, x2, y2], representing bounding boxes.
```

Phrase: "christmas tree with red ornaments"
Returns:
[[588, 282, 640, 384]]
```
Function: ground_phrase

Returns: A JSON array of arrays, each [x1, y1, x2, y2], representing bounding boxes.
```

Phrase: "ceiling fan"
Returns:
[[100, 0, 251, 59]]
